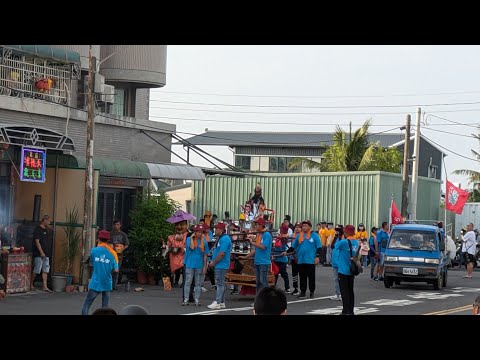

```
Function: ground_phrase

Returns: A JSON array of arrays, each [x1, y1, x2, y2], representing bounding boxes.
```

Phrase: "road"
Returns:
[[0, 266, 477, 315]]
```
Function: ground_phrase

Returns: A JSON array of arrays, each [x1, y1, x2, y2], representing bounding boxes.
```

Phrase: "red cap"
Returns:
[[254, 217, 266, 227], [98, 230, 110, 241], [193, 224, 204, 232], [215, 222, 226, 231], [344, 225, 356, 237]]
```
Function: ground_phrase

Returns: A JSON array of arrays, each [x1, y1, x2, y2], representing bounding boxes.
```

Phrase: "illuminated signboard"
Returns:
[[20, 147, 46, 183]]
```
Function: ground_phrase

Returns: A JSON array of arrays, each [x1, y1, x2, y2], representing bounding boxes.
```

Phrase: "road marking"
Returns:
[[183, 295, 332, 315], [447, 287, 480, 293], [407, 292, 464, 300], [423, 305, 471, 315], [361, 299, 422, 307], [308, 306, 379, 315]]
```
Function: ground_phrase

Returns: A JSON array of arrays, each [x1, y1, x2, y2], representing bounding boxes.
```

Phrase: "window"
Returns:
[[111, 88, 125, 116], [428, 165, 438, 179], [286, 158, 302, 173], [269, 157, 278, 172], [278, 157, 286, 172], [235, 156, 251, 170]]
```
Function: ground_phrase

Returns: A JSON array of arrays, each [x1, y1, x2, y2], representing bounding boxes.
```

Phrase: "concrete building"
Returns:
[[0, 45, 203, 281]]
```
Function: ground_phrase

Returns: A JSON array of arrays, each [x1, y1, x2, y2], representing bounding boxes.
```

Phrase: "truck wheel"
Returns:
[[384, 277, 393, 288], [442, 270, 447, 287], [433, 273, 443, 290]]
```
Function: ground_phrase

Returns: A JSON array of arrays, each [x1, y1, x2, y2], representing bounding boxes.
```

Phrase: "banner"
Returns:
[[445, 180, 469, 215]]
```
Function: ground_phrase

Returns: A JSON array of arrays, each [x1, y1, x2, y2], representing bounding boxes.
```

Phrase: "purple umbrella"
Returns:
[[166, 210, 196, 224]]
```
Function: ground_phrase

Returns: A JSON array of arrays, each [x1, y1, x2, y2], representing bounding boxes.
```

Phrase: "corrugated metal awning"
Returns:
[[146, 162, 205, 181], [2, 45, 81, 64]]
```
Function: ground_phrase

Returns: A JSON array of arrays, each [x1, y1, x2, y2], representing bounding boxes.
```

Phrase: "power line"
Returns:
[[421, 134, 480, 162], [148, 114, 480, 128], [149, 99, 480, 109], [151, 89, 480, 99], [422, 127, 478, 139], [426, 113, 479, 129]]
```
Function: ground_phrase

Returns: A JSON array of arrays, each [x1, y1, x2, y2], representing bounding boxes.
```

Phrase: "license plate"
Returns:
[[402, 268, 418, 275]]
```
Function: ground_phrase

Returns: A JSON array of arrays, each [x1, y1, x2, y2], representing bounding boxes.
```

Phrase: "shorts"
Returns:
[[378, 252, 386, 266], [464, 253, 476, 264], [33, 257, 50, 274]]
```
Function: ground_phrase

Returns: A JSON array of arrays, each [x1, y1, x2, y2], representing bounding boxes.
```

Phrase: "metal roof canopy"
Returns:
[[0, 125, 75, 151], [2, 45, 81, 64], [147, 162, 205, 181], [179, 131, 405, 148]]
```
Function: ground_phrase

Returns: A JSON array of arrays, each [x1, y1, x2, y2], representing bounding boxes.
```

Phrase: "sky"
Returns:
[[149, 45, 480, 188]]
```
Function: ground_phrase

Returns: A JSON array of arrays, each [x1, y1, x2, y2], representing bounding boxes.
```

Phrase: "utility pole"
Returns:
[[401, 114, 411, 219], [81, 45, 95, 285], [410, 107, 421, 221]]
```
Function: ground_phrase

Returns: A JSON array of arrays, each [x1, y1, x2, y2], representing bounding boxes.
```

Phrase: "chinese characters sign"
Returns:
[[20, 147, 46, 183]]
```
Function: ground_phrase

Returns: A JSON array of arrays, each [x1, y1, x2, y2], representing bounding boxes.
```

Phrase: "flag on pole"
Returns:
[[391, 200, 404, 224], [445, 180, 469, 214]]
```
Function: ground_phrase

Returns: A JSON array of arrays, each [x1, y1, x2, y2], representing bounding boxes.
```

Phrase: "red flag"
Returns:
[[391, 200, 404, 224], [446, 180, 469, 214]]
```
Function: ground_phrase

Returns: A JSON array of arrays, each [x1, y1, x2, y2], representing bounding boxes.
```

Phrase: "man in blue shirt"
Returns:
[[81, 230, 119, 315], [183, 224, 209, 306], [245, 217, 272, 292], [207, 222, 232, 310], [375, 222, 389, 281], [334, 224, 360, 315], [292, 220, 322, 299]]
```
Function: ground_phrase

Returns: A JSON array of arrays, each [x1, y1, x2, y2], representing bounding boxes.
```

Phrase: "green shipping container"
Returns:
[[192, 171, 441, 231]]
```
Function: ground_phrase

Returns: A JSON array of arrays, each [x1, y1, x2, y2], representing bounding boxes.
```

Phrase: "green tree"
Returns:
[[288, 120, 402, 173], [468, 188, 480, 202], [129, 192, 180, 279]]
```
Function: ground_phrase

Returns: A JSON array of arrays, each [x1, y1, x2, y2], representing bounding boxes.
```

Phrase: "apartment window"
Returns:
[[428, 164, 438, 179], [235, 156, 251, 170], [269, 157, 278, 172], [111, 88, 125, 116]]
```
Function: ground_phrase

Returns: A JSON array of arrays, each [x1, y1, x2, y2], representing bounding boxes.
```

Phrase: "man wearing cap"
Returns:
[[273, 224, 291, 293], [207, 222, 232, 310], [81, 230, 119, 315], [334, 224, 360, 315], [183, 224, 209, 306], [243, 217, 273, 291], [292, 220, 322, 299]]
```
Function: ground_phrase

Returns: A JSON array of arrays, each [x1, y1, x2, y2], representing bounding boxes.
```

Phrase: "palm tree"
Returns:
[[288, 119, 377, 172], [453, 133, 480, 183]]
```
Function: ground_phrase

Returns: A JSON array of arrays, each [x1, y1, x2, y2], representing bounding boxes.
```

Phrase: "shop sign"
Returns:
[[20, 147, 46, 183]]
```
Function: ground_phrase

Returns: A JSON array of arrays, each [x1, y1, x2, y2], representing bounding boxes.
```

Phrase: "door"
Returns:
[[97, 187, 136, 232]]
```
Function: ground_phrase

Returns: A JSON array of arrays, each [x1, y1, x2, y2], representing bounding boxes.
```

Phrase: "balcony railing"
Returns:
[[0, 49, 80, 105]]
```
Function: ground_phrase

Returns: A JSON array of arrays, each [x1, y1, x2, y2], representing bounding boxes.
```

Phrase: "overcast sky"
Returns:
[[149, 45, 480, 188]]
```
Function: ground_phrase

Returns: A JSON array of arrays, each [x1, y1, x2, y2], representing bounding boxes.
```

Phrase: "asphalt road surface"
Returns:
[[0, 265, 478, 315]]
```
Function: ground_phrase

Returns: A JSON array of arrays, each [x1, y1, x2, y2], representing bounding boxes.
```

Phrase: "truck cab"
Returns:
[[383, 224, 448, 290]]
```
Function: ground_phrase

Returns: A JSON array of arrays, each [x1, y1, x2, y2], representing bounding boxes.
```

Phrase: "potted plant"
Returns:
[[62, 206, 82, 286], [129, 192, 179, 285]]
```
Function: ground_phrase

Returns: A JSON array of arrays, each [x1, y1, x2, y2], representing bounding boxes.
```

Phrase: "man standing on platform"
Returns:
[[110, 219, 129, 290]]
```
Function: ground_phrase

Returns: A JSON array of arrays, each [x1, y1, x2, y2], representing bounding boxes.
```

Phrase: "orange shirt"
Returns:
[[319, 228, 330, 246]]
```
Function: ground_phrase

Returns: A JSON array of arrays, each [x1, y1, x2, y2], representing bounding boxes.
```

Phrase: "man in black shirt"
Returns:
[[32, 215, 52, 292], [109, 219, 129, 290]]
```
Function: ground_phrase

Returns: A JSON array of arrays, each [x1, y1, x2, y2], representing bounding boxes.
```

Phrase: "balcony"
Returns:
[[0, 46, 80, 105]]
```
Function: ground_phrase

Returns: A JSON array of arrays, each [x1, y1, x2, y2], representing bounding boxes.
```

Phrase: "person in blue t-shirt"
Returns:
[[375, 222, 389, 281], [368, 227, 379, 280], [207, 222, 232, 310], [273, 224, 291, 293], [244, 217, 272, 292], [329, 225, 344, 301], [183, 224, 209, 306], [81, 230, 119, 315], [292, 220, 322, 299], [334, 224, 360, 315]]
